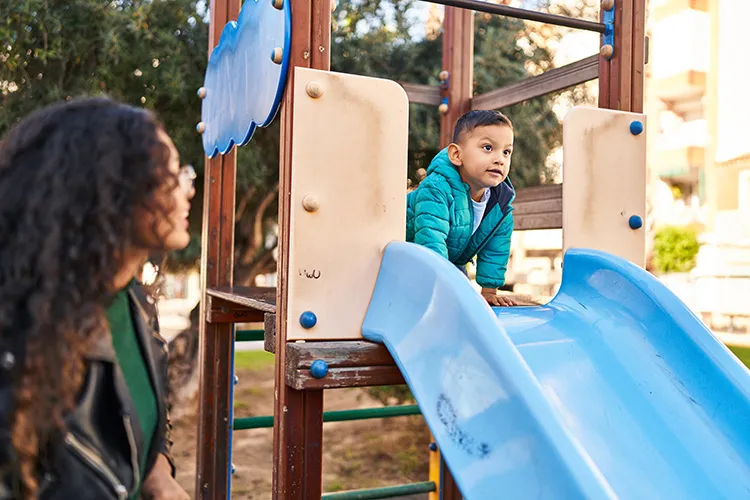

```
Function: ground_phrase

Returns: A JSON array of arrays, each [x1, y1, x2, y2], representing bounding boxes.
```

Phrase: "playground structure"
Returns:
[[194, 0, 749, 498]]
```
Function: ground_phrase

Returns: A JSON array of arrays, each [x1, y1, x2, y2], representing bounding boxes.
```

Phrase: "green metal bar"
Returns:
[[233, 405, 421, 430], [323, 405, 421, 422], [321, 481, 436, 500], [234, 415, 273, 429], [235, 329, 264, 342]]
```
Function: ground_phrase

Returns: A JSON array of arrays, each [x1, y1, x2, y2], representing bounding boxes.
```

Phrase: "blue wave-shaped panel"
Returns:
[[200, 0, 291, 157]]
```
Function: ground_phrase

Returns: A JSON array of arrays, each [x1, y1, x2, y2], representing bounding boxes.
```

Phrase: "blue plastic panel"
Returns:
[[200, 0, 291, 158], [602, 1, 615, 59], [363, 242, 750, 499]]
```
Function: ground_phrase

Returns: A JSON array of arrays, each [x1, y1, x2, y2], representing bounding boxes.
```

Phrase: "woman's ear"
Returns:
[[447, 143, 462, 166]]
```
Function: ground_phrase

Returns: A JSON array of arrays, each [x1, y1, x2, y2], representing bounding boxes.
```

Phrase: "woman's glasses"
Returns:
[[179, 165, 197, 196]]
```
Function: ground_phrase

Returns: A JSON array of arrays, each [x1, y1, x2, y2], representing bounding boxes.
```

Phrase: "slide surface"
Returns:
[[362, 242, 750, 499]]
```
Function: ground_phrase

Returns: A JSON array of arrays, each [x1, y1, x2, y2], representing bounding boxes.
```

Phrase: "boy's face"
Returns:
[[448, 124, 514, 193]]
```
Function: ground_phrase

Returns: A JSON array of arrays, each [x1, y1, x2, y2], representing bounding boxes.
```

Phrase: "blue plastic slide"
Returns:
[[362, 242, 750, 499]]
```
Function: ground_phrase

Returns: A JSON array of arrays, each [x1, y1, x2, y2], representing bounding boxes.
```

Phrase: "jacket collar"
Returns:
[[83, 284, 163, 400]]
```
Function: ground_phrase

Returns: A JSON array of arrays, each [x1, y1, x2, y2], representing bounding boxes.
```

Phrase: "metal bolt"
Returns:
[[310, 360, 329, 379], [271, 0, 283, 9], [196, 122, 206, 134], [300, 311, 317, 329], [305, 81, 323, 99], [271, 47, 283, 64], [197, 87, 207, 99], [600, 44, 614, 59], [302, 194, 320, 212], [601, 0, 614, 11], [629, 120, 644, 135]]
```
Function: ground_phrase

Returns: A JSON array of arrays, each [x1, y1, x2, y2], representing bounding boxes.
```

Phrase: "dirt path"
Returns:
[[170, 365, 431, 498]]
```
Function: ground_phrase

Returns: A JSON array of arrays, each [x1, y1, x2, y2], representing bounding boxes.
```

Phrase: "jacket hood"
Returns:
[[427, 147, 515, 212]]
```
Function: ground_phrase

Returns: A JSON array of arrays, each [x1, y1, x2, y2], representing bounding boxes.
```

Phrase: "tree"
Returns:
[[2, 0, 585, 286], [1, 0, 209, 170], [1, 0, 280, 282]]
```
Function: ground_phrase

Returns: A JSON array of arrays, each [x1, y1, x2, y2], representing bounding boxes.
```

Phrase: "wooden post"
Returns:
[[273, 0, 330, 498], [440, 455, 463, 500], [440, 6, 474, 147], [195, 0, 240, 498], [437, 7, 473, 499], [599, 0, 646, 112]]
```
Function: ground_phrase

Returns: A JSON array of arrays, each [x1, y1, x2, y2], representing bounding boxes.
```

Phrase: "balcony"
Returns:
[[651, 119, 706, 181], [652, 71, 706, 108], [652, 146, 705, 181], [649, 7, 709, 106]]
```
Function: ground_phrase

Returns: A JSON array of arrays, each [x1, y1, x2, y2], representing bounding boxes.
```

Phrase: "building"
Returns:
[[647, 0, 750, 239]]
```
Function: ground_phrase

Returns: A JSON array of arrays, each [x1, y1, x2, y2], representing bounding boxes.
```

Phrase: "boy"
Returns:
[[406, 109, 516, 306]]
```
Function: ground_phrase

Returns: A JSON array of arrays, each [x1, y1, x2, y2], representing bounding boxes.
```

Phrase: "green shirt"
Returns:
[[106, 288, 158, 498]]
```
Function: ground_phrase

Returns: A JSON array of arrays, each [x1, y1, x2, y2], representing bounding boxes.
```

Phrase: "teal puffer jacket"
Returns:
[[406, 148, 515, 289]]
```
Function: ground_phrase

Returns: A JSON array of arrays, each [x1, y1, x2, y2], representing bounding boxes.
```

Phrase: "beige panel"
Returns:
[[562, 107, 647, 267], [287, 67, 408, 340]]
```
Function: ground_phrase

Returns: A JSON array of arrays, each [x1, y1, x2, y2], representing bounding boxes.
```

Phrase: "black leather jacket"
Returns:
[[0, 283, 175, 499]]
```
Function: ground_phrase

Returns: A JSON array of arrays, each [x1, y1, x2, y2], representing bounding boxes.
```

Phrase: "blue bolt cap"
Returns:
[[630, 120, 644, 135], [299, 311, 317, 329], [429, 442, 438, 452], [310, 359, 329, 379], [629, 215, 643, 230]]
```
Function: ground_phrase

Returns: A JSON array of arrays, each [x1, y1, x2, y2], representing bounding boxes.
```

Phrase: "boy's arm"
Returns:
[[412, 184, 451, 260], [476, 212, 514, 293]]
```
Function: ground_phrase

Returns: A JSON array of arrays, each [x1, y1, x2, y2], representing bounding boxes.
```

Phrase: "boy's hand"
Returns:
[[481, 288, 517, 307]]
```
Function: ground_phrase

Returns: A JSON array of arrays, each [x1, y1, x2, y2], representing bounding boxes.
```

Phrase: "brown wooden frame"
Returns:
[[196, 1, 647, 498]]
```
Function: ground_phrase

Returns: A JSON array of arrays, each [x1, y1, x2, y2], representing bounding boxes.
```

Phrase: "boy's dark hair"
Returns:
[[452, 109, 513, 143]]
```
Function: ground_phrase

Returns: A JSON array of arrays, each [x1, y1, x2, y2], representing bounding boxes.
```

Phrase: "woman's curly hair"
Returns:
[[0, 97, 176, 495]]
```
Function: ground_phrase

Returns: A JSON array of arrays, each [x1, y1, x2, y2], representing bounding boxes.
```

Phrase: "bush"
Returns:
[[652, 225, 701, 274]]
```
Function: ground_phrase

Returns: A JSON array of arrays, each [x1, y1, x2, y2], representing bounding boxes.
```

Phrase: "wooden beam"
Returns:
[[513, 184, 563, 231], [206, 286, 276, 313], [287, 340, 394, 368], [440, 457, 463, 500], [472, 55, 599, 111], [285, 340, 404, 390], [273, 0, 329, 498], [205, 295, 265, 324], [264, 313, 276, 354], [398, 82, 442, 106], [288, 365, 406, 390], [514, 184, 562, 202], [195, 0, 240, 498]]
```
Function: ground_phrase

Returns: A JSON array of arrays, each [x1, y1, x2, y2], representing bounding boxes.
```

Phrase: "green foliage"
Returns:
[[2, 0, 588, 279], [331, 1, 568, 187], [652, 225, 701, 274], [1, 0, 209, 170]]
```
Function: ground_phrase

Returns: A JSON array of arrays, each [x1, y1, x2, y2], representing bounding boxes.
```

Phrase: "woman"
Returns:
[[0, 97, 194, 499]]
